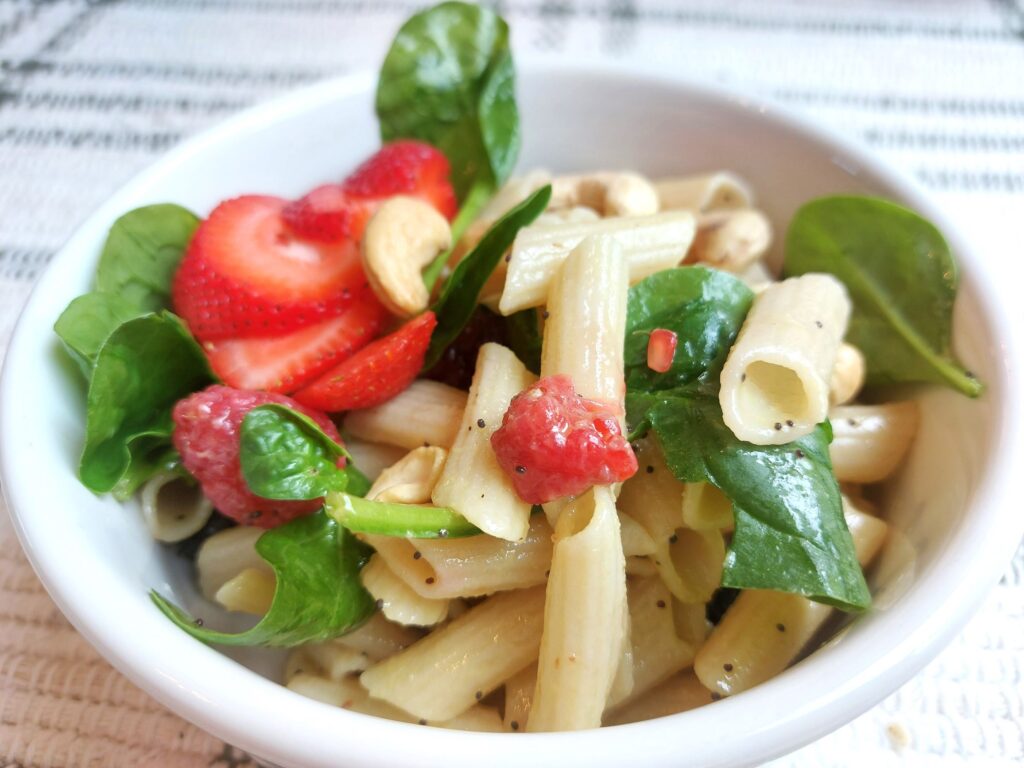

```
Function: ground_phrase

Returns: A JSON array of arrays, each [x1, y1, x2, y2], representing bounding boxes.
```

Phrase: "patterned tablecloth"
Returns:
[[1, 2, 1022, 766]]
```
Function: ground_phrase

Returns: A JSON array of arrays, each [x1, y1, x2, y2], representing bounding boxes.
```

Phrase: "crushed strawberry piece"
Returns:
[[172, 385, 343, 528], [647, 328, 678, 373], [490, 375, 638, 504]]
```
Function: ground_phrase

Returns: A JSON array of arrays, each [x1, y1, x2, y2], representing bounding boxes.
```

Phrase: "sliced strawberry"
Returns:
[[204, 293, 388, 393], [172, 195, 370, 342], [282, 141, 457, 243], [293, 311, 437, 412]]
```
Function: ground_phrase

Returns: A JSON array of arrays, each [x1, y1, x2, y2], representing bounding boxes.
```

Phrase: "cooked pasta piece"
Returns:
[[343, 380, 467, 450], [607, 612, 636, 708], [360, 555, 449, 627], [694, 503, 888, 696], [654, 171, 753, 212], [719, 274, 851, 445], [606, 577, 695, 711], [672, 599, 712, 650], [196, 526, 269, 600], [625, 556, 659, 578], [687, 209, 771, 274], [829, 342, 866, 406], [285, 641, 370, 682], [363, 514, 553, 599], [499, 212, 695, 315], [604, 672, 714, 726], [682, 482, 734, 531], [666, 528, 726, 604], [432, 343, 536, 541], [620, 513, 657, 557], [529, 487, 628, 732], [214, 567, 275, 615], [140, 472, 214, 543], [342, 439, 408, 483], [737, 260, 775, 293], [286, 672, 366, 709], [618, 440, 685, 544], [367, 446, 447, 504], [333, 613, 423, 662], [503, 663, 536, 732], [829, 402, 919, 483], [361, 586, 546, 721]]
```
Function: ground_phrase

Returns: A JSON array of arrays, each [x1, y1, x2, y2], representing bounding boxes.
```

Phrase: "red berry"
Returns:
[[490, 375, 638, 504], [647, 328, 678, 373], [293, 311, 437, 412], [172, 385, 342, 528], [172, 195, 371, 342], [283, 141, 457, 243], [203, 292, 388, 393]]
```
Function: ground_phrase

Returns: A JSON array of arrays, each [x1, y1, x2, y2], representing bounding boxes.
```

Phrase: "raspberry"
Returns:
[[490, 375, 638, 504], [172, 385, 343, 528]]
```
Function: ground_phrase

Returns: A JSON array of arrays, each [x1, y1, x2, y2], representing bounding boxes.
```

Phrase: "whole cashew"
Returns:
[[687, 209, 772, 273], [549, 172, 660, 217], [361, 196, 452, 317]]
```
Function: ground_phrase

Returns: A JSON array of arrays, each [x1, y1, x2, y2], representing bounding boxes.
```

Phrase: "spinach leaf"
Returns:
[[240, 404, 359, 501], [80, 312, 214, 493], [94, 204, 200, 311], [424, 185, 550, 369], [784, 195, 981, 397], [503, 308, 543, 374], [376, 1, 519, 206], [326, 492, 480, 539], [625, 268, 869, 611], [54, 292, 142, 379], [151, 510, 375, 647], [111, 444, 185, 502]]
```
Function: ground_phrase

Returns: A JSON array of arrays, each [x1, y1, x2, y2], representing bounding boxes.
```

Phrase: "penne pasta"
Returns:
[[682, 482, 734, 531], [736, 259, 775, 293], [529, 487, 628, 732], [499, 212, 695, 315], [363, 514, 554, 600], [333, 613, 423, 662], [367, 446, 447, 505], [694, 503, 888, 696], [665, 528, 726, 605], [139, 472, 214, 543], [214, 567, 275, 615], [829, 342, 866, 406], [360, 554, 449, 627], [620, 513, 658, 557], [286, 641, 371, 682], [654, 171, 753, 212], [606, 576, 695, 710], [432, 343, 536, 541], [196, 526, 269, 600], [343, 380, 467, 450], [503, 663, 537, 732], [719, 274, 851, 445], [604, 671, 714, 726], [829, 402, 920, 483], [625, 556, 659, 578], [361, 586, 546, 721]]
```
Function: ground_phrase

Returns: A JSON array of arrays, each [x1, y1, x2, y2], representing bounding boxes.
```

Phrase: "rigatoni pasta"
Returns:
[[829, 402, 920, 483]]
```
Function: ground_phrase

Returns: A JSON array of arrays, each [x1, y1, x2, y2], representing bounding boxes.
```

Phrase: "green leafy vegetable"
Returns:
[[376, 1, 519, 205], [625, 267, 869, 611], [80, 313, 214, 493], [503, 308, 543, 374], [151, 511, 375, 647], [424, 185, 550, 369], [110, 444, 184, 502], [94, 204, 200, 311], [784, 195, 981, 397], [240, 404, 360, 501], [54, 293, 142, 378], [326, 492, 480, 539]]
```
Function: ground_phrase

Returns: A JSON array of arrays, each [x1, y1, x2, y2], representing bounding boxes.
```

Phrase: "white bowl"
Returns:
[[2, 64, 1022, 768]]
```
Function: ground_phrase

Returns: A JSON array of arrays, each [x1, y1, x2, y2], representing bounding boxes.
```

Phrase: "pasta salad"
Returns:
[[53, 1, 980, 734]]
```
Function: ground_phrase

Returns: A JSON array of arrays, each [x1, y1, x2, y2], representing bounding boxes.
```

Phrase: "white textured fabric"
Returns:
[[0, 1, 1022, 766]]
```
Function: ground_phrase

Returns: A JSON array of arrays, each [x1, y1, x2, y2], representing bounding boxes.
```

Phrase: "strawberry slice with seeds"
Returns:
[[204, 293, 388, 393], [490, 375, 639, 504], [172, 195, 370, 342], [282, 141, 457, 243], [293, 311, 437, 412]]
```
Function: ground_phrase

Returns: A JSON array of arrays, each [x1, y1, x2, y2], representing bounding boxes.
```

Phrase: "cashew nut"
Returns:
[[549, 172, 660, 217], [655, 171, 753, 212], [533, 205, 601, 227], [367, 446, 449, 505], [687, 209, 772, 273], [361, 196, 452, 317], [830, 342, 866, 406]]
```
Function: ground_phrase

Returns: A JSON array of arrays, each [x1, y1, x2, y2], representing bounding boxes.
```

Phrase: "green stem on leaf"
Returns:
[[325, 492, 481, 539]]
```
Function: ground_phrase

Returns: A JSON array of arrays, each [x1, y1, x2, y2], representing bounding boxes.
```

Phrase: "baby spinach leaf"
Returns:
[[784, 195, 981, 397], [376, 1, 520, 205], [54, 292, 142, 378], [94, 204, 200, 311], [503, 308, 543, 374], [326, 492, 480, 539], [151, 510, 376, 647], [424, 185, 550, 369], [625, 268, 869, 611], [80, 312, 214, 493], [240, 404, 356, 502], [110, 444, 185, 502]]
